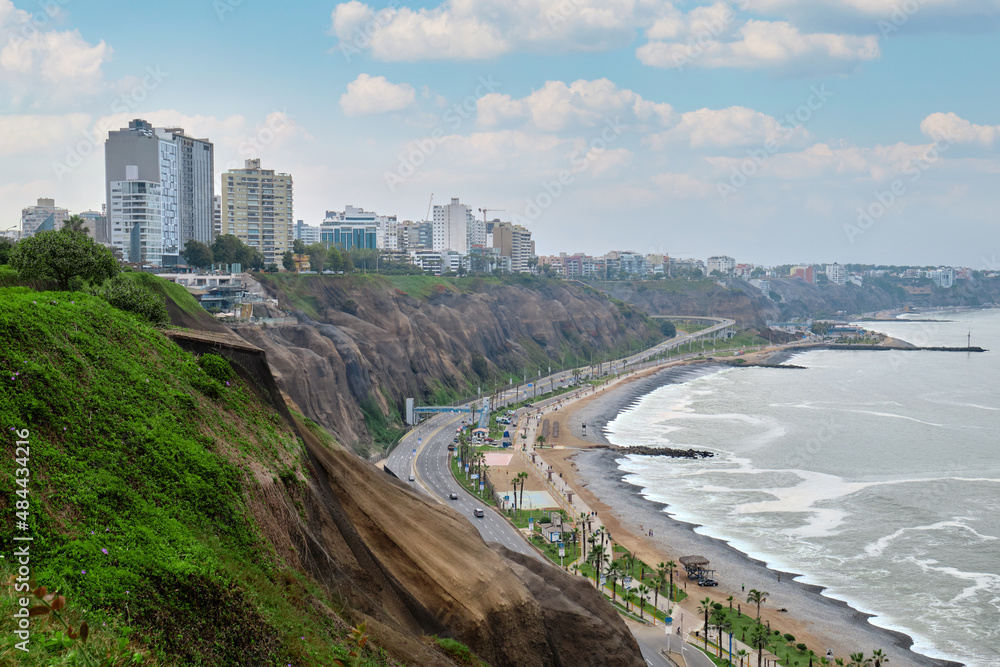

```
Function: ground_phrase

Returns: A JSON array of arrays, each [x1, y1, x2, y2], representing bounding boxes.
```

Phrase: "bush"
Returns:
[[199, 354, 235, 383], [99, 275, 169, 326], [191, 375, 223, 400], [796, 643, 808, 652]]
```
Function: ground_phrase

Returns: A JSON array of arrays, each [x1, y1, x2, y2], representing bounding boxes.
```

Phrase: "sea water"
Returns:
[[605, 309, 1000, 666]]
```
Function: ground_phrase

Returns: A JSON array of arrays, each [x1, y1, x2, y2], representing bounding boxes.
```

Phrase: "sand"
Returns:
[[541, 358, 959, 667]]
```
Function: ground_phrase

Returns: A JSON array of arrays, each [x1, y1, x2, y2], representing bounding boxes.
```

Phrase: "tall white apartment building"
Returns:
[[826, 263, 847, 286], [221, 159, 294, 265], [432, 197, 477, 254], [20, 198, 69, 237], [105, 119, 214, 264], [213, 195, 222, 238]]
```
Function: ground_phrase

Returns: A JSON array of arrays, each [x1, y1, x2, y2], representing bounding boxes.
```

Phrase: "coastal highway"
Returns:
[[386, 410, 541, 560]]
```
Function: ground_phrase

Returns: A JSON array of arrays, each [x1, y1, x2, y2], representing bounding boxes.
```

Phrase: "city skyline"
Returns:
[[1, 0, 999, 267]]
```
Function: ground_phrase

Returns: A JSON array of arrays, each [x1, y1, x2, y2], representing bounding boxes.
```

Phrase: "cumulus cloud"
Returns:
[[330, 0, 659, 61], [921, 112, 1000, 146], [0, 0, 112, 106], [644, 106, 810, 150], [651, 172, 715, 198], [339, 73, 417, 116], [477, 78, 674, 132], [638, 19, 880, 72], [0, 113, 91, 156]]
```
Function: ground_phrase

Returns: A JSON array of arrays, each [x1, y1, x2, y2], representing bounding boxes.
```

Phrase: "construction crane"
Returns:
[[425, 193, 434, 222], [478, 208, 505, 227]]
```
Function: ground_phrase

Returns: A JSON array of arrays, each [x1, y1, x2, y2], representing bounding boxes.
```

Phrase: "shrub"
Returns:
[[99, 275, 169, 326], [191, 375, 223, 400], [199, 354, 235, 383]]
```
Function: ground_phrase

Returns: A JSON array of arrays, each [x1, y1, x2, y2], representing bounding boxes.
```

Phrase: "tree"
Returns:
[[607, 560, 624, 604], [748, 624, 770, 667], [737, 649, 749, 667], [535, 434, 546, 448], [305, 243, 327, 273], [747, 588, 768, 621], [327, 247, 343, 273], [637, 583, 650, 619], [282, 250, 295, 272], [872, 649, 888, 667], [517, 471, 528, 512], [61, 214, 87, 235], [710, 607, 729, 657], [849, 653, 872, 667], [292, 238, 307, 255], [265, 263, 279, 273], [652, 572, 664, 613], [698, 597, 713, 651], [341, 250, 354, 273], [665, 560, 677, 602], [10, 230, 118, 290], [211, 234, 261, 269], [182, 240, 214, 269], [0, 237, 13, 265]]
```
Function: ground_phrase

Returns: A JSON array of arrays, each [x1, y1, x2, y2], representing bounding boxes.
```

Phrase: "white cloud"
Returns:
[[0, 113, 91, 155], [645, 106, 810, 150], [651, 172, 715, 198], [478, 78, 674, 132], [339, 73, 417, 116], [639, 19, 879, 72], [0, 0, 112, 106], [329, 0, 655, 61], [920, 112, 1000, 146]]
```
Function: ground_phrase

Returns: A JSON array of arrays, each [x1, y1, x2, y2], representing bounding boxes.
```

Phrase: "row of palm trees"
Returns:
[[696, 588, 888, 667]]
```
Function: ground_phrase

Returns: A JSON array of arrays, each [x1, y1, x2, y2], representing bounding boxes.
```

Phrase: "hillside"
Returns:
[[241, 274, 664, 452], [589, 276, 1000, 325], [0, 286, 645, 666]]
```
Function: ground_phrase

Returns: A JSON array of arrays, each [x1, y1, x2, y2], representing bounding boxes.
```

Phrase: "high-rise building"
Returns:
[[78, 209, 110, 245], [492, 222, 534, 273], [21, 198, 69, 237], [294, 219, 320, 245], [790, 265, 815, 283], [105, 119, 214, 264], [319, 205, 396, 251], [221, 159, 293, 265], [826, 263, 847, 286], [213, 195, 222, 238], [432, 197, 476, 254]]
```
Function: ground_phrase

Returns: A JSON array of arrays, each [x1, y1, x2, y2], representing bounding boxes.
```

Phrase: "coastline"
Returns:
[[542, 359, 962, 667]]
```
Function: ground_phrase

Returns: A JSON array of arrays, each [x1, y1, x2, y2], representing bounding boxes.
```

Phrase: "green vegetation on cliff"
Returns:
[[0, 287, 391, 666]]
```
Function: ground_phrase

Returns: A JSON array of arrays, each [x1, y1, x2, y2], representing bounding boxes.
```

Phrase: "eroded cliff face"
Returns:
[[239, 276, 659, 448], [258, 414, 648, 667], [593, 279, 780, 327]]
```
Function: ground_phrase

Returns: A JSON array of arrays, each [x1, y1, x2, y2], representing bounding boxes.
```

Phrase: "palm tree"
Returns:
[[536, 434, 546, 448], [698, 597, 713, 650], [665, 560, 677, 602], [736, 648, 749, 667], [61, 214, 87, 235], [748, 623, 770, 667], [728, 594, 734, 609], [570, 526, 580, 559], [746, 588, 769, 621], [517, 471, 528, 511], [637, 583, 650, 619], [607, 559, 625, 604], [578, 512, 589, 561], [710, 607, 728, 657], [652, 572, 664, 614], [872, 649, 888, 667], [849, 653, 872, 667]]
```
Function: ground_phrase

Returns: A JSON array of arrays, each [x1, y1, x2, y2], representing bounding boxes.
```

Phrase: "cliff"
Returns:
[[588, 276, 1000, 326], [0, 285, 645, 666], [238, 274, 662, 451]]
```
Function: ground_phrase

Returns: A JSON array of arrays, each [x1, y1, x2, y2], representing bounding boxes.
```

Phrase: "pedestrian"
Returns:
[[742, 583, 745, 592], [777, 573, 781, 583]]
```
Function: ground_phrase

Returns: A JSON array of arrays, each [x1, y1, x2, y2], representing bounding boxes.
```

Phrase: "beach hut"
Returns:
[[680, 555, 710, 579]]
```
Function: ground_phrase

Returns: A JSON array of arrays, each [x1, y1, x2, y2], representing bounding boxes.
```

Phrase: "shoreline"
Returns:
[[541, 358, 962, 667]]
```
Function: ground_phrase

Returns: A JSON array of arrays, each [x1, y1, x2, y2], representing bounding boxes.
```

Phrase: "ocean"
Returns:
[[605, 308, 1000, 666]]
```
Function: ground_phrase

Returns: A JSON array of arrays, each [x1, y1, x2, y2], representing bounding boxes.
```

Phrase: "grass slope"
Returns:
[[0, 287, 392, 666]]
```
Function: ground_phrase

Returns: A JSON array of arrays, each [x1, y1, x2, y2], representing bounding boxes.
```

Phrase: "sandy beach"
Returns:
[[541, 356, 959, 667]]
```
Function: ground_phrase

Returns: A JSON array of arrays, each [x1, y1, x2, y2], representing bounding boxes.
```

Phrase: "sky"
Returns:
[[1, 0, 999, 267]]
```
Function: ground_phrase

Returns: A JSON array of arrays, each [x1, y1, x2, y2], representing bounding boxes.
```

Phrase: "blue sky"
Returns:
[[1, 0, 999, 267]]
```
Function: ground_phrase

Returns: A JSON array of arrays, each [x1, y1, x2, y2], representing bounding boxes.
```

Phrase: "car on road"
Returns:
[[447, 444, 455, 451], [449, 493, 459, 500], [408, 475, 415, 482], [698, 578, 718, 587], [473, 508, 485, 518]]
